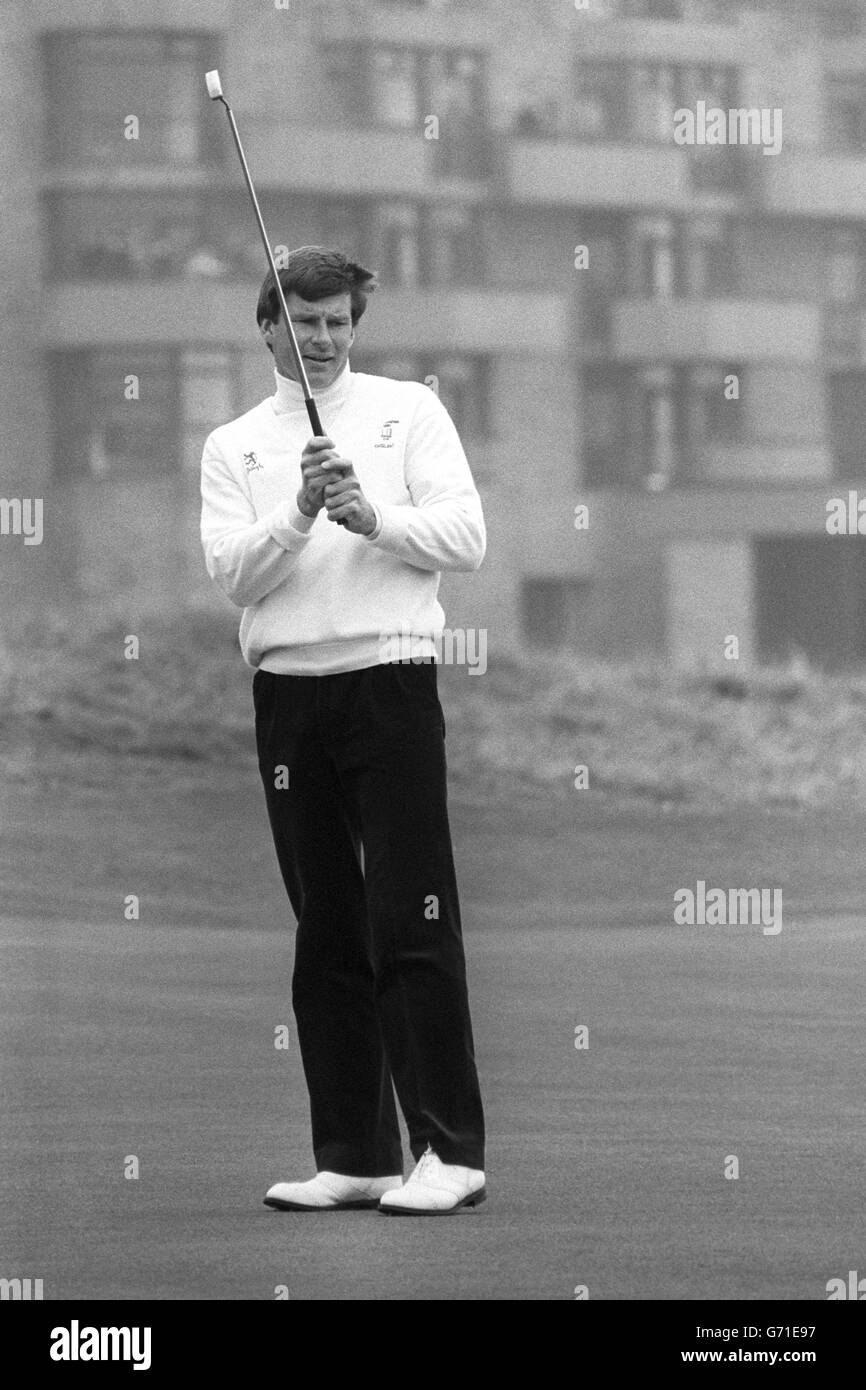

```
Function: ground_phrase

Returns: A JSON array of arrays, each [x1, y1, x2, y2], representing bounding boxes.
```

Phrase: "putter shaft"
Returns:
[[217, 100, 322, 433], [207, 72, 349, 523]]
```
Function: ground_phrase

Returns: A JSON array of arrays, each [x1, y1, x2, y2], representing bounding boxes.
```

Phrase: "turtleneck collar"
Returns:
[[272, 361, 353, 416]]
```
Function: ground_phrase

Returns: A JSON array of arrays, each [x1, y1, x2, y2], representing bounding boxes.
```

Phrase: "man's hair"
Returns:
[[255, 246, 378, 332]]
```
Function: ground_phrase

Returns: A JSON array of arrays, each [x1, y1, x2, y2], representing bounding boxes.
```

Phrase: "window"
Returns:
[[581, 227, 623, 340], [323, 44, 369, 124], [691, 363, 744, 445], [637, 217, 680, 296], [49, 348, 238, 478], [45, 192, 222, 281], [371, 47, 421, 127], [432, 356, 490, 437], [216, 192, 320, 279], [371, 203, 484, 286], [640, 365, 686, 488], [690, 219, 736, 296], [825, 228, 865, 357], [375, 202, 421, 285], [323, 43, 487, 173], [574, 62, 627, 139], [45, 190, 265, 280], [583, 365, 632, 485], [827, 77, 866, 151], [632, 64, 680, 143], [426, 205, 483, 285], [682, 64, 736, 113], [643, 385, 677, 486], [51, 349, 178, 478], [635, 216, 736, 298], [428, 50, 488, 177], [629, 61, 738, 144], [682, 67, 741, 192], [828, 370, 866, 477], [44, 31, 220, 167], [576, 60, 737, 145], [236, 192, 329, 274], [429, 49, 484, 119], [827, 229, 863, 303]]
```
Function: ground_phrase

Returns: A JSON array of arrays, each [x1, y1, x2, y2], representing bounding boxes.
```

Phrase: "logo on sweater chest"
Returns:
[[243, 451, 263, 473], [374, 420, 399, 449]]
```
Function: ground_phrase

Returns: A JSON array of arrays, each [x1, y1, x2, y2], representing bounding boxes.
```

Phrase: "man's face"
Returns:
[[261, 290, 354, 391]]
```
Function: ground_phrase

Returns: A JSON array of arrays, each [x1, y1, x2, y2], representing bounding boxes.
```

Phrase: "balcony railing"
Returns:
[[508, 137, 692, 209], [241, 119, 493, 192], [41, 283, 568, 353], [763, 151, 866, 218], [609, 297, 819, 361]]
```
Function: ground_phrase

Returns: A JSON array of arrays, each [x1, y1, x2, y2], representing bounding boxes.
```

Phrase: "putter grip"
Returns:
[[304, 396, 349, 528], [304, 398, 323, 436]]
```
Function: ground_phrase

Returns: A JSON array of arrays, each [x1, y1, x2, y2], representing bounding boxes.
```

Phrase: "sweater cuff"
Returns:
[[267, 502, 317, 549], [362, 501, 384, 542], [362, 501, 407, 552]]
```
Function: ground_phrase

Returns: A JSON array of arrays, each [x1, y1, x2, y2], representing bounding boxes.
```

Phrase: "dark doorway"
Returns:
[[755, 534, 866, 668]]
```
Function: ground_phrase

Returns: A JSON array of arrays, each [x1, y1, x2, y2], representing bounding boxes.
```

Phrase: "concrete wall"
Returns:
[[666, 539, 755, 671]]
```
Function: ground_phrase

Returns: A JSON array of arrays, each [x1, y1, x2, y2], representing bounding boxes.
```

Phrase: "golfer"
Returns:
[[200, 247, 486, 1215]]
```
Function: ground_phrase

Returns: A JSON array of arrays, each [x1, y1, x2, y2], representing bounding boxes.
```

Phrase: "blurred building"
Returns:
[[3, 0, 866, 665]]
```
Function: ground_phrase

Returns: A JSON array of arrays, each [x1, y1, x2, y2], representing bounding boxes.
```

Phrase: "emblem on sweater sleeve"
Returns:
[[243, 451, 263, 472]]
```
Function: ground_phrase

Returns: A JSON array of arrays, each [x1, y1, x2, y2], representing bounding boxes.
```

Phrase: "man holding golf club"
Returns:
[[199, 243, 487, 1214]]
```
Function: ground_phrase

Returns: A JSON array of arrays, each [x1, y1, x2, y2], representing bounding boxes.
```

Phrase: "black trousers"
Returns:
[[253, 659, 485, 1174]]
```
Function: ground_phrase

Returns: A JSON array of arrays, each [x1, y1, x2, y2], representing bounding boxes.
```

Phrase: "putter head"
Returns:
[[205, 70, 223, 100]]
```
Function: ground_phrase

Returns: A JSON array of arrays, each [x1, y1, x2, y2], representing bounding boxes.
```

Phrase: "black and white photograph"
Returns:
[[1, 0, 864, 1346]]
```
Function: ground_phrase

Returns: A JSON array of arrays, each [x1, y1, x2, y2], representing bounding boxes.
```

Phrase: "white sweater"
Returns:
[[200, 364, 486, 675]]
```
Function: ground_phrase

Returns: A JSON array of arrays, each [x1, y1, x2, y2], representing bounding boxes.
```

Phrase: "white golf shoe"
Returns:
[[379, 1144, 486, 1215], [264, 1171, 402, 1211]]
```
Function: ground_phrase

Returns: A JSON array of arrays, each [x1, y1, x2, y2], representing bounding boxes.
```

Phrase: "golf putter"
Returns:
[[206, 70, 349, 525]]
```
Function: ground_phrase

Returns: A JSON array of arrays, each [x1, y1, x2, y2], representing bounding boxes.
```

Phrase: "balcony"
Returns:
[[597, 484, 844, 540], [691, 443, 831, 484], [368, 288, 568, 351], [241, 120, 491, 195], [763, 151, 866, 218], [609, 297, 819, 361], [508, 138, 692, 210], [41, 122, 491, 197], [41, 283, 568, 354], [575, 15, 751, 68]]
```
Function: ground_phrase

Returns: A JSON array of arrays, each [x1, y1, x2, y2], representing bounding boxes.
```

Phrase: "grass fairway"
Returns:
[[1, 761, 864, 1301]]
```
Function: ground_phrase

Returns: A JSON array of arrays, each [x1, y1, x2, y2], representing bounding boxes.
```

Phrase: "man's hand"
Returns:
[[322, 465, 378, 536], [297, 436, 346, 518]]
